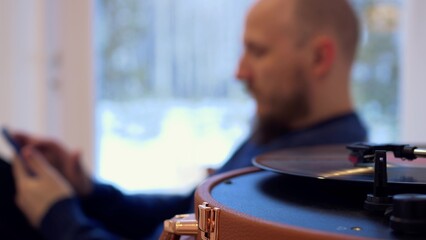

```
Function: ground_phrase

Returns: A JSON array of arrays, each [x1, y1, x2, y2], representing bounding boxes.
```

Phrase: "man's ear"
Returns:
[[309, 36, 336, 79]]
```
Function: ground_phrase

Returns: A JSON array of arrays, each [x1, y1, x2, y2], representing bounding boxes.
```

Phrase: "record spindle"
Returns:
[[364, 150, 393, 213]]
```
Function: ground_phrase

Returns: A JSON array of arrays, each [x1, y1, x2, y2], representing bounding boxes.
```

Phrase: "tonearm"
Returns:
[[347, 142, 426, 166]]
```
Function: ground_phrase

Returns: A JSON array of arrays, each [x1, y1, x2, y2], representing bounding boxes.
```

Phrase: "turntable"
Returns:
[[161, 143, 426, 240]]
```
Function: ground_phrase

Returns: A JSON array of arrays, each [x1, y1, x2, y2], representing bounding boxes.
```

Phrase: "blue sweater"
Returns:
[[40, 112, 367, 240]]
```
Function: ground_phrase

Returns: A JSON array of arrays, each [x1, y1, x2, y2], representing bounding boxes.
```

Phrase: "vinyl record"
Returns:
[[253, 144, 426, 186]]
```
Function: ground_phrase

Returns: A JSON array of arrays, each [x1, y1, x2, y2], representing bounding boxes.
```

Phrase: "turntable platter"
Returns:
[[253, 145, 426, 186]]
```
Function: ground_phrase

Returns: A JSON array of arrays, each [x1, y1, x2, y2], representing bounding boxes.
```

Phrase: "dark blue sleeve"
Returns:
[[40, 197, 120, 240], [80, 183, 194, 239]]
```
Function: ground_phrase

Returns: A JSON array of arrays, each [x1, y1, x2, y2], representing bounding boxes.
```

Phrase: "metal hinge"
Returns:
[[161, 202, 220, 240], [163, 213, 199, 237], [198, 202, 220, 240]]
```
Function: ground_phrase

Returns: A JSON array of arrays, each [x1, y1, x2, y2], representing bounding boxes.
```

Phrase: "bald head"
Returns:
[[251, 0, 359, 63], [293, 0, 359, 63]]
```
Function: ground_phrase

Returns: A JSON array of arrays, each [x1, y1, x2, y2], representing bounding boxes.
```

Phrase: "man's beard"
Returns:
[[251, 69, 310, 144]]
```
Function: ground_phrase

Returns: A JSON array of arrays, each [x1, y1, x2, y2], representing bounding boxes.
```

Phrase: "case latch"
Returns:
[[198, 202, 220, 240], [161, 202, 220, 240]]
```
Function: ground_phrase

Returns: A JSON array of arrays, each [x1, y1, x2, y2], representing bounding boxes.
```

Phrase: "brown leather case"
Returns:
[[193, 167, 368, 240]]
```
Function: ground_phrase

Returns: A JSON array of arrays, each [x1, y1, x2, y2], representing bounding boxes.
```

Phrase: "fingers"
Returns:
[[12, 147, 38, 192], [70, 151, 82, 173], [10, 131, 84, 188], [13, 146, 52, 178], [67, 150, 93, 196], [11, 131, 56, 162], [23, 147, 58, 177], [11, 131, 61, 153], [11, 131, 34, 147], [11, 131, 67, 168], [12, 146, 74, 228], [12, 151, 28, 182]]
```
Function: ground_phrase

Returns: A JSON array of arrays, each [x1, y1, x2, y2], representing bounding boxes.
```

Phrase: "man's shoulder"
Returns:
[[271, 112, 367, 148]]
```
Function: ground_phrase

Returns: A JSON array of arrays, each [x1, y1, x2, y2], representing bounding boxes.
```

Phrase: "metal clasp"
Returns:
[[163, 214, 198, 236], [162, 202, 220, 240], [198, 202, 220, 240]]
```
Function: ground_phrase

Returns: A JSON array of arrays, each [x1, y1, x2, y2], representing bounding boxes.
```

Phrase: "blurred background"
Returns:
[[1, 0, 425, 194]]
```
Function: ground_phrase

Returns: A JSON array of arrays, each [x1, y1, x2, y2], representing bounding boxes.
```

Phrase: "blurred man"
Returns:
[[8, 0, 366, 239]]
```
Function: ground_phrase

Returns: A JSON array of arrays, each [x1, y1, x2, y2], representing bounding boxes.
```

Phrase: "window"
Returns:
[[94, 0, 402, 193], [94, 0, 254, 193], [350, 0, 401, 142]]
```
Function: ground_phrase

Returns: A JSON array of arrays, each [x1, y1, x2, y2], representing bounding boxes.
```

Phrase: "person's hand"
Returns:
[[12, 131, 93, 196], [13, 146, 74, 227]]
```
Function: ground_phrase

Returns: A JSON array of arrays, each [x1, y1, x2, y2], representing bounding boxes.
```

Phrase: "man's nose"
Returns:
[[235, 55, 252, 82]]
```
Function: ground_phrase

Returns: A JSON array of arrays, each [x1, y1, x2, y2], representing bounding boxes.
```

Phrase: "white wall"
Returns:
[[0, 0, 95, 172], [400, 1, 426, 144], [0, 0, 48, 157]]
